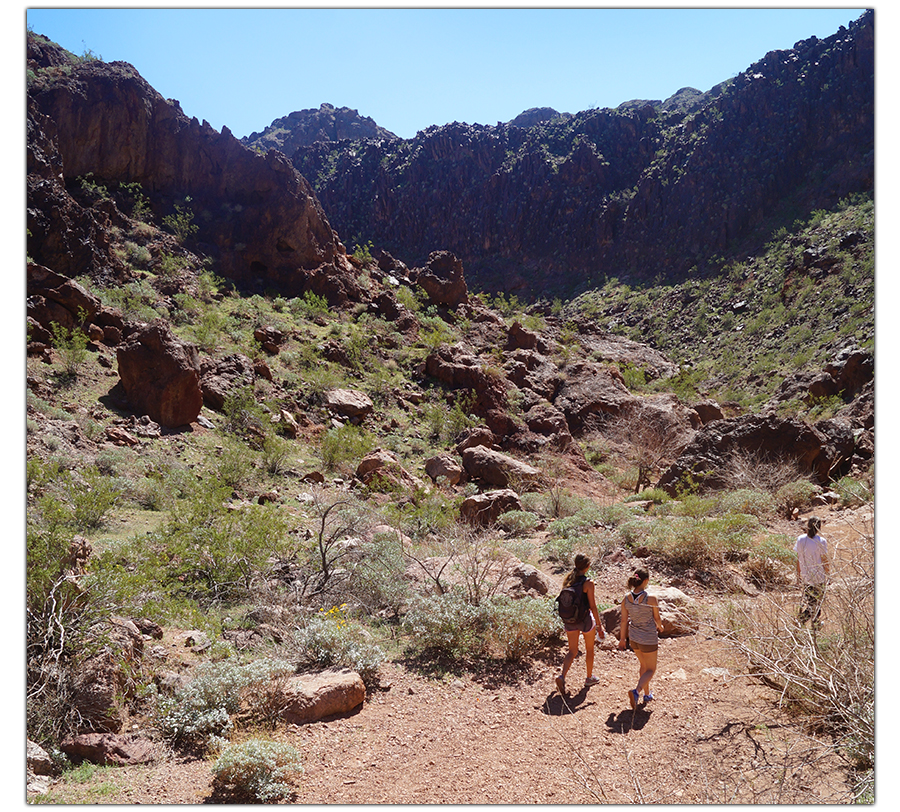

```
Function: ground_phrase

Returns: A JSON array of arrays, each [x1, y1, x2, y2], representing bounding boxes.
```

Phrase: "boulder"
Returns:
[[27, 262, 102, 331], [60, 733, 158, 766], [454, 426, 496, 453], [412, 250, 469, 308], [505, 562, 552, 597], [657, 414, 848, 494], [279, 668, 366, 725], [459, 488, 522, 525], [424, 453, 465, 486], [553, 360, 636, 433], [601, 585, 697, 638], [253, 325, 286, 354], [72, 617, 144, 733], [356, 449, 423, 491], [199, 353, 255, 411], [324, 388, 374, 423], [460, 445, 541, 489], [116, 319, 202, 427], [27, 740, 59, 776]]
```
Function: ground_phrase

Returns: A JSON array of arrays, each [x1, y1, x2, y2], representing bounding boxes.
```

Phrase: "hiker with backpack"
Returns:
[[554, 553, 605, 695], [618, 568, 664, 709]]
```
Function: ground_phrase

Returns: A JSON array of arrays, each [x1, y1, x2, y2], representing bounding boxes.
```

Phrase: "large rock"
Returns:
[[324, 388, 374, 423], [412, 250, 469, 308], [60, 733, 158, 766], [356, 449, 423, 491], [553, 360, 636, 433], [657, 414, 854, 494], [424, 453, 465, 486], [72, 617, 145, 733], [116, 319, 202, 427], [459, 488, 522, 525], [460, 445, 541, 489], [199, 353, 255, 411], [279, 669, 366, 725]]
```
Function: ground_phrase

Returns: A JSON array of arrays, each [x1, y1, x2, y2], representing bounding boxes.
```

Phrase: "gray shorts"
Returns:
[[563, 613, 596, 634]]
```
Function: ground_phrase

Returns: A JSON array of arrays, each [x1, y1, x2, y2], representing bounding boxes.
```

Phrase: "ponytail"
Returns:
[[627, 568, 649, 590], [807, 516, 822, 538], [563, 553, 591, 588]]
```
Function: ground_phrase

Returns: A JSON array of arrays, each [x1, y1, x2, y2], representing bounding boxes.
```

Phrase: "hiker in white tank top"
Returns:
[[618, 568, 664, 710]]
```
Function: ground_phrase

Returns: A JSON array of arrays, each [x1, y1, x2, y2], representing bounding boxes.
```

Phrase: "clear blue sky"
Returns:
[[25, 5, 866, 141]]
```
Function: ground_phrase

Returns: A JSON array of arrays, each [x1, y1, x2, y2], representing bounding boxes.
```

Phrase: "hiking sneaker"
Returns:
[[555, 675, 566, 695], [629, 688, 639, 709], [584, 676, 600, 687], [643, 691, 654, 703]]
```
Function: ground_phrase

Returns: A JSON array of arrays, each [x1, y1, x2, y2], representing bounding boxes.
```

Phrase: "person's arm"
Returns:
[[618, 598, 629, 649], [649, 596, 664, 633], [822, 540, 830, 580], [586, 581, 604, 638]]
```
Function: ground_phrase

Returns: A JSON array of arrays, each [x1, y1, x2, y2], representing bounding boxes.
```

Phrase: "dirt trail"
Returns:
[[36, 505, 869, 804]]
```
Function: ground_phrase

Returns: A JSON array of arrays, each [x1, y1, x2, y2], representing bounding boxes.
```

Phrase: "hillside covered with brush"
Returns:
[[26, 15, 873, 805]]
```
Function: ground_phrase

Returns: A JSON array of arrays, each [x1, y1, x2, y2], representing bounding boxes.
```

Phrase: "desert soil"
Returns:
[[34, 505, 869, 805]]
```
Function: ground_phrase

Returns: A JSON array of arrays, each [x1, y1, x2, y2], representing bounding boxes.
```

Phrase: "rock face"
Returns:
[[411, 250, 469, 308], [459, 488, 522, 526], [460, 446, 541, 489], [291, 11, 873, 297], [27, 34, 351, 295], [242, 102, 399, 155], [656, 413, 859, 494], [116, 319, 203, 427], [279, 669, 366, 725]]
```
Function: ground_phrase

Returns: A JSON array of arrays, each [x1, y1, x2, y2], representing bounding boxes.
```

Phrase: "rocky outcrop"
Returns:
[[324, 388, 374, 424], [27, 34, 351, 295], [656, 413, 860, 494], [291, 11, 873, 298], [242, 102, 399, 155], [411, 250, 469, 308], [460, 489, 523, 526], [199, 353, 255, 411], [460, 446, 541, 489], [60, 733, 158, 766], [116, 319, 203, 427]]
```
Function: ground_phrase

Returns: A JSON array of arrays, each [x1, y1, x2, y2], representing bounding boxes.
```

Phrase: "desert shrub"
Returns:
[[161, 479, 292, 604], [774, 478, 819, 517], [291, 290, 330, 320], [293, 604, 385, 686], [716, 488, 776, 519], [745, 533, 795, 586], [153, 658, 293, 749], [69, 467, 125, 531], [402, 590, 484, 657], [260, 434, 292, 475], [496, 510, 539, 536], [163, 196, 198, 242], [347, 530, 410, 616], [49, 318, 89, 380], [213, 438, 257, 490], [319, 424, 376, 473], [212, 739, 303, 802], [643, 514, 758, 569], [540, 535, 581, 568], [832, 475, 871, 508], [481, 594, 560, 660], [624, 487, 671, 505]]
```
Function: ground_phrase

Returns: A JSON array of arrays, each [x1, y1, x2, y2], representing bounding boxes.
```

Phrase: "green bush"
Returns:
[[496, 510, 540, 536], [716, 488, 776, 519], [774, 478, 819, 517], [481, 594, 559, 660], [294, 604, 385, 685], [154, 658, 294, 748], [163, 197, 198, 243], [212, 739, 303, 802], [49, 318, 90, 380], [402, 590, 484, 657], [319, 424, 376, 473]]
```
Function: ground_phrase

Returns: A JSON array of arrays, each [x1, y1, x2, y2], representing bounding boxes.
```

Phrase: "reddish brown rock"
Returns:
[[60, 733, 158, 766], [460, 488, 522, 525], [412, 250, 469, 308], [199, 353, 255, 411], [279, 669, 366, 725], [116, 319, 202, 427]]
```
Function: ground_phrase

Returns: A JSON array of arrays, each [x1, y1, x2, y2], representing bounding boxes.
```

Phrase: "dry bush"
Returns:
[[719, 448, 808, 493], [709, 510, 874, 801]]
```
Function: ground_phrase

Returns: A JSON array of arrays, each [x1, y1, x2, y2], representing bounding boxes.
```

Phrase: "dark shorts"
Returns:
[[563, 614, 596, 634], [630, 640, 658, 653]]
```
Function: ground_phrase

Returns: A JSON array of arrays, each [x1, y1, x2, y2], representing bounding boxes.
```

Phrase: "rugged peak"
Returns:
[[242, 103, 399, 155], [507, 107, 572, 128]]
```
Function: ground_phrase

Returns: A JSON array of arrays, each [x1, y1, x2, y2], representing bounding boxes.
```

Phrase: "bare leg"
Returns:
[[583, 629, 596, 679], [636, 648, 658, 695], [561, 629, 581, 679]]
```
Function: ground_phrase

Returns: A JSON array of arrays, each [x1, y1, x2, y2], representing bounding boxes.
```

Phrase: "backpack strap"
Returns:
[[629, 589, 647, 605]]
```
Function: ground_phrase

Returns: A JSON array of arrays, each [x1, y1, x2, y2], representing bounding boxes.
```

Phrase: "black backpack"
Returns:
[[556, 575, 588, 623]]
